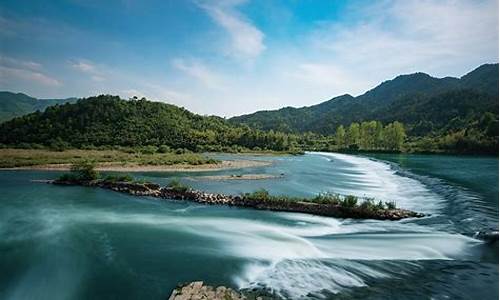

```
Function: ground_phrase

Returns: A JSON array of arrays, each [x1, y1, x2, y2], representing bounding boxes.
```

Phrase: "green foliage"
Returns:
[[243, 189, 272, 201], [103, 174, 134, 182], [0, 91, 77, 123], [340, 195, 358, 208], [167, 179, 190, 193], [0, 95, 309, 153], [69, 161, 99, 181], [242, 190, 397, 211], [230, 64, 498, 154], [385, 201, 397, 210]]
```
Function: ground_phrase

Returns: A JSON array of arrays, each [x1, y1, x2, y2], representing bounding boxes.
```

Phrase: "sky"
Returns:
[[0, 0, 498, 117]]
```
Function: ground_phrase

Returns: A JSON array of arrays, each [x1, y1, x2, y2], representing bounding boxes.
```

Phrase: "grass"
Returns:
[[242, 189, 398, 210], [0, 148, 220, 168]]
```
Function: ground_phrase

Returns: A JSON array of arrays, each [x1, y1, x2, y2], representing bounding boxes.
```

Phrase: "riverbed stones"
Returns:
[[168, 281, 246, 300]]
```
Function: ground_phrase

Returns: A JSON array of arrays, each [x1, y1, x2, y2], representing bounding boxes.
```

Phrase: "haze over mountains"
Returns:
[[0, 92, 77, 122]]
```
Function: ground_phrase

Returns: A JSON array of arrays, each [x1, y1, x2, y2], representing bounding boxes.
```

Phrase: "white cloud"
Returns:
[[70, 59, 106, 81], [0, 55, 42, 71], [0, 65, 61, 87], [197, 0, 265, 60], [0, 56, 61, 87], [310, 0, 498, 78], [172, 58, 224, 90]]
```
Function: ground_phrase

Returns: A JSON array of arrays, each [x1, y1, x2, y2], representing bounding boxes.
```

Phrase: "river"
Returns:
[[0, 152, 497, 299]]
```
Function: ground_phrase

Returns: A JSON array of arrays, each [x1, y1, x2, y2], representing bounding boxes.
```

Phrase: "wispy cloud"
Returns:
[[310, 0, 498, 78], [70, 59, 106, 82], [172, 58, 224, 90], [0, 55, 61, 86], [196, 0, 265, 60]]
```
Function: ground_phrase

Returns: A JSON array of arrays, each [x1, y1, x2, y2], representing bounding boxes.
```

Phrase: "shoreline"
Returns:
[[1, 159, 272, 172]]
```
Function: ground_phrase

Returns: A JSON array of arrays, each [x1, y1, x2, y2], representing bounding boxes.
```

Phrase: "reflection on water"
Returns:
[[0, 152, 497, 299]]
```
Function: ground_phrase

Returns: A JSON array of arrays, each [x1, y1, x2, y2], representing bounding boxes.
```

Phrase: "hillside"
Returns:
[[0, 95, 302, 152], [0, 92, 77, 122], [230, 64, 499, 136]]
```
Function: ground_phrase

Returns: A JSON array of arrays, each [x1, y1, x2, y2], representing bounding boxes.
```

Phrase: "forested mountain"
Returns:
[[0, 92, 77, 122], [230, 64, 499, 137], [0, 95, 306, 152]]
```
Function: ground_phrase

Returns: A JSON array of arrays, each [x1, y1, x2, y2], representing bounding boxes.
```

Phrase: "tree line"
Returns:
[[334, 121, 406, 151], [0, 95, 495, 154]]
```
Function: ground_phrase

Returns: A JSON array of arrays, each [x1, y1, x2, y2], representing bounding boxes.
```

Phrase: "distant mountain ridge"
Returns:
[[0, 92, 77, 122], [230, 63, 499, 136]]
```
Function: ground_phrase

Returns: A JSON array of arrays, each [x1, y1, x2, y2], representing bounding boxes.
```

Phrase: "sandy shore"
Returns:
[[192, 173, 283, 180], [3, 160, 271, 172]]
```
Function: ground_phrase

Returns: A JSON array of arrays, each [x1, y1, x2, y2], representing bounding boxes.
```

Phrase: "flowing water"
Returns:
[[0, 152, 497, 299]]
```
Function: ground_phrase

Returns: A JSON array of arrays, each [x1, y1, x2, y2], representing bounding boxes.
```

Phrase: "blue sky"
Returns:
[[0, 0, 498, 116]]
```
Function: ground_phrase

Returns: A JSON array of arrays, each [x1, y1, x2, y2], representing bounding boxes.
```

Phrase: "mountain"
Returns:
[[0, 92, 77, 122], [0, 95, 302, 152], [230, 64, 499, 136]]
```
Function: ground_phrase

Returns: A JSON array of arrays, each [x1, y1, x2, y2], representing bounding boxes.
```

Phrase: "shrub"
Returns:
[[341, 195, 358, 208], [158, 145, 171, 153], [167, 179, 190, 193], [385, 201, 397, 209], [359, 199, 376, 211], [244, 189, 271, 201], [70, 161, 99, 181], [141, 145, 158, 154], [103, 174, 134, 182], [311, 193, 341, 204]]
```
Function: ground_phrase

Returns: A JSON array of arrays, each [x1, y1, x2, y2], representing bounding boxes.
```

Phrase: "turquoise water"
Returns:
[[0, 152, 497, 299]]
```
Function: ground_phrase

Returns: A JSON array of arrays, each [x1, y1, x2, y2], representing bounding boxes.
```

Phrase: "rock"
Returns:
[[168, 282, 246, 300]]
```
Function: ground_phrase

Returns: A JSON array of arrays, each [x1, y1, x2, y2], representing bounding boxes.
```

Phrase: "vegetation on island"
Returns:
[[242, 189, 398, 211], [54, 164, 410, 220], [57, 161, 141, 184]]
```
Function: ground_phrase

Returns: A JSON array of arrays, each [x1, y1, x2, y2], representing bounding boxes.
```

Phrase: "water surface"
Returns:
[[0, 152, 497, 299]]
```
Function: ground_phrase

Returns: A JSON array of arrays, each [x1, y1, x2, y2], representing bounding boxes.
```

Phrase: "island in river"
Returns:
[[45, 172, 425, 221]]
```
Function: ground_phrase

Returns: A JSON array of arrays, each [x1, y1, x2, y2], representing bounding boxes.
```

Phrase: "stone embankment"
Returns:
[[51, 179, 424, 221]]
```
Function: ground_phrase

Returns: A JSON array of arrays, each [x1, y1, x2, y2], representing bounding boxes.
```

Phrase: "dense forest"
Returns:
[[0, 95, 306, 153]]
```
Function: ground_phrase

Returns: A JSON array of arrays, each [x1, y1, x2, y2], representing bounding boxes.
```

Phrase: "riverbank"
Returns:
[[0, 148, 271, 171], [47, 178, 424, 221], [7, 160, 271, 172]]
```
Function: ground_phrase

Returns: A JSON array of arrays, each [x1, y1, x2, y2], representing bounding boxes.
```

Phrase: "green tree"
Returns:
[[335, 125, 346, 149], [347, 123, 360, 148]]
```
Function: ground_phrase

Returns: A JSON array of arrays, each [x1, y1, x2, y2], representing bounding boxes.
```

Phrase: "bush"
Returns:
[[244, 189, 271, 201], [141, 145, 158, 154], [341, 195, 358, 208], [103, 174, 134, 182], [385, 201, 397, 209], [158, 145, 171, 153], [311, 193, 341, 204], [167, 179, 190, 193], [70, 161, 99, 181]]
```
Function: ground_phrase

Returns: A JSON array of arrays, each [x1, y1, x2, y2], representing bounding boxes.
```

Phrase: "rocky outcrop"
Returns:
[[51, 179, 424, 221], [168, 281, 246, 300]]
